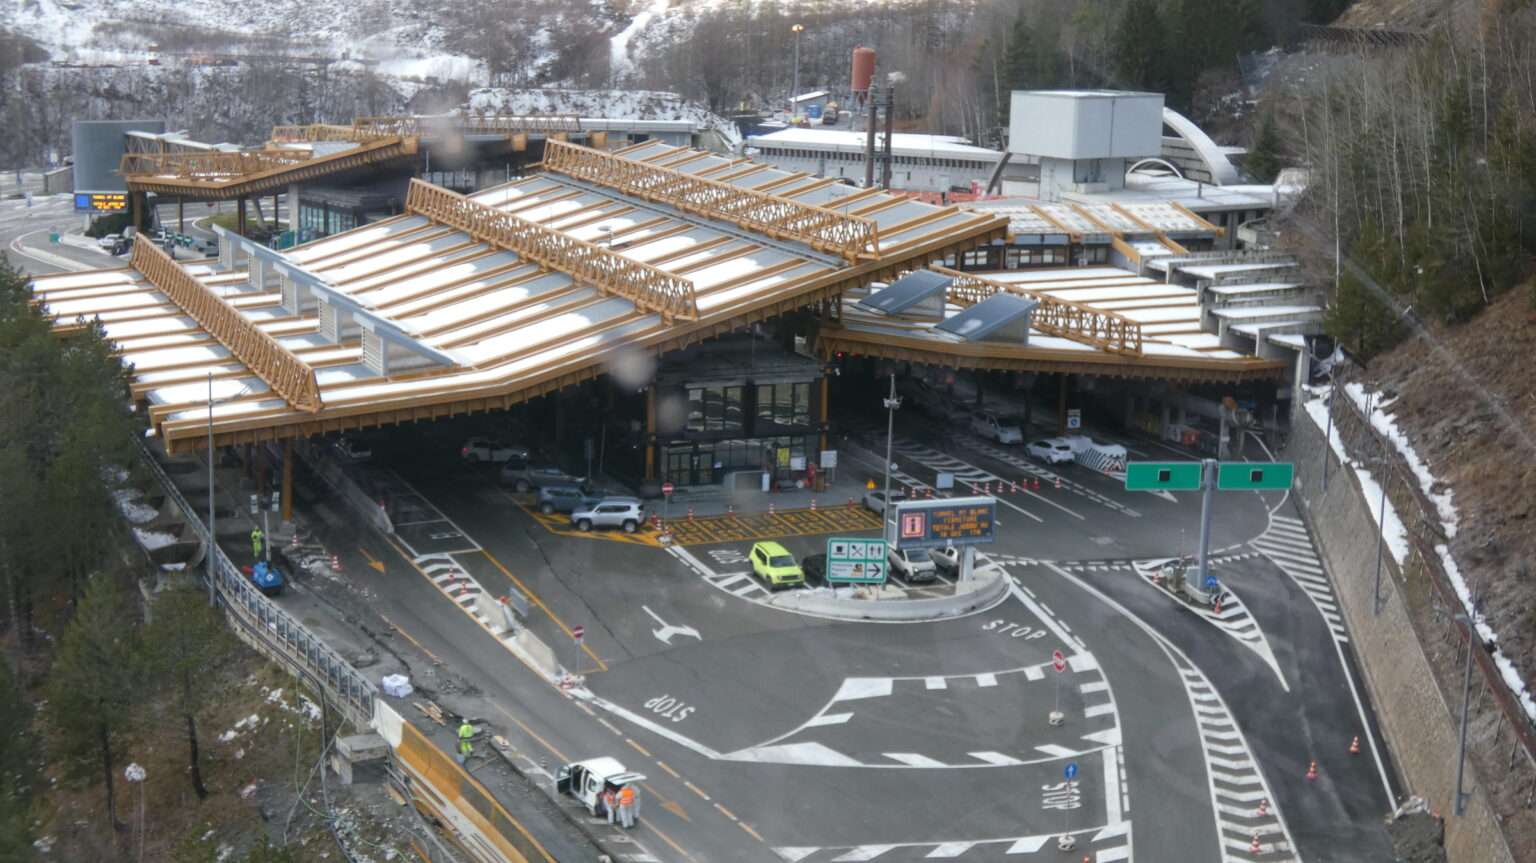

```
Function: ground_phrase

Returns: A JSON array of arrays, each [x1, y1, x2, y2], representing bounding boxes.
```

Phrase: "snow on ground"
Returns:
[[113, 489, 159, 524], [1303, 389, 1535, 723], [465, 87, 743, 150], [609, 0, 670, 80], [133, 526, 180, 550]]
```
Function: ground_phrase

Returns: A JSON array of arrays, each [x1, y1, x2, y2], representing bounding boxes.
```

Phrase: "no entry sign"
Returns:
[[662, 482, 674, 497], [572, 625, 586, 644], [1052, 649, 1067, 672]]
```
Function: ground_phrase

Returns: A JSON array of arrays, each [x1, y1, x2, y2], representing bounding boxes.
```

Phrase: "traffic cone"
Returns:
[[1213, 596, 1223, 615], [1349, 736, 1360, 755], [726, 503, 734, 517], [687, 506, 694, 523], [1249, 833, 1261, 854], [847, 497, 854, 509], [1306, 760, 1318, 780], [769, 502, 775, 516], [1055, 476, 1063, 490], [1257, 798, 1268, 817], [810, 498, 817, 512], [330, 553, 341, 572], [927, 487, 934, 498], [1011, 480, 1019, 493], [1032, 477, 1040, 491]]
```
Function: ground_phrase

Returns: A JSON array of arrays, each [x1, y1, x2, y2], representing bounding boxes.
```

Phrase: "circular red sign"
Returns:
[[662, 482, 675, 496]]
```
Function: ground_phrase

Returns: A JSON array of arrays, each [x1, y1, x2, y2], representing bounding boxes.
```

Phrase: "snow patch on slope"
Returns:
[[465, 87, 741, 149]]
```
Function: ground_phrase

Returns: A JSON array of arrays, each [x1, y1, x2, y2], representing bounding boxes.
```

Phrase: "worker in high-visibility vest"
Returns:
[[602, 788, 618, 825], [457, 720, 474, 764], [250, 526, 264, 560], [617, 783, 637, 829]]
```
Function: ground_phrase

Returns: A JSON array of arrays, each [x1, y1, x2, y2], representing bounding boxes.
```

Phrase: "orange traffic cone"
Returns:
[[1306, 760, 1318, 780], [1349, 736, 1360, 754], [1011, 480, 1019, 493], [769, 502, 775, 516], [687, 506, 694, 523], [1249, 833, 1261, 854], [1032, 477, 1040, 491], [330, 553, 342, 572], [810, 498, 817, 512], [1213, 596, 1223, 614], [847, 497, 854, 509], [1055, 476, 1063, 490]]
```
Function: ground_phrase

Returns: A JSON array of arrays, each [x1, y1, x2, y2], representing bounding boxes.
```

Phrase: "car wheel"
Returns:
[[540, 502, 554, 515], [622, 520, 637, 533], [578, 519, 592, 532], [515, 479, 531, 493]]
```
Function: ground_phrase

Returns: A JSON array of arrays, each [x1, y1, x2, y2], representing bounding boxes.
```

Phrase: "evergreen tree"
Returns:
[[45, 574, 141, 832], [0, 661, 34, 860], [1245, 113, 1283, 183], [1112, 0, 1166, 93], [142, 589, 238, 801]]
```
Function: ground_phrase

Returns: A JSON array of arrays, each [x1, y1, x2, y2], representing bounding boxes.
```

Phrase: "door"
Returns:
[[667, 450, 691, 486]]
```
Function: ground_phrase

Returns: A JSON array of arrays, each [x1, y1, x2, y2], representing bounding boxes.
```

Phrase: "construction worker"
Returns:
[[250, 526, 264, 560], [456, 720, 474, 764], [617, 783, 637, 829], [602, 787, 618, 826]]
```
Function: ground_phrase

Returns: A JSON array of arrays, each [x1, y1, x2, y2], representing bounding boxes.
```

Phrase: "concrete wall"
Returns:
[[1287, 415, 1515, 863]]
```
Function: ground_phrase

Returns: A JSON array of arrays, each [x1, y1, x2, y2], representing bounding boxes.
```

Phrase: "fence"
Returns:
[[1325, 380, 1536, 813], [135, 437, 376, 726]]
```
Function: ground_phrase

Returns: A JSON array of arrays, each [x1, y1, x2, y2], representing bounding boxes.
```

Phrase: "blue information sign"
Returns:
[[1204, 575, 1219, 590], [1064, 762, 1078, 781]]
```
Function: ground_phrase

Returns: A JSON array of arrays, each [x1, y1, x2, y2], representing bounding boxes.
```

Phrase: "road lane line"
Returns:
[[494, 705, 568, 762], [378, 615, 444, 665], [739, 822, 766, 842], [642, 783, 690, 823], [639, 821, 699, 863], [712, 802, 737, 820], [654, 760, 680, 779], [683, 780, 711, 801], [883, 752, 946, 767], [480, 548, 608, 672], [596, 717, 623, 736], [1007, 578, 1084, 652], [1102, 747, 1123, 825], [805, 712, 854, 727], [625, 738, 653, 757]]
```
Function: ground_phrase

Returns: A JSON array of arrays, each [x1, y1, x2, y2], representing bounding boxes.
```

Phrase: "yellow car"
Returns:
[[750, 541, 804, 589]]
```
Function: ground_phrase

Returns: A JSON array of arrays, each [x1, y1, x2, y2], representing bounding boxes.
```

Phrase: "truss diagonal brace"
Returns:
[[934, 266, 1143, 355], [130, 242, 323, 412]]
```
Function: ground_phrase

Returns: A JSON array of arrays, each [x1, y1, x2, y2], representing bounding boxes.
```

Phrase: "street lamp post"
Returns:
[[881, 373, 900, 540], [791, 24, 805, 118], [207, 372, 218, 608]]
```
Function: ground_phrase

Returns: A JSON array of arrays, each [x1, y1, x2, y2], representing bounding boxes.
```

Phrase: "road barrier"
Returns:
[[135, 437, 376, 726]]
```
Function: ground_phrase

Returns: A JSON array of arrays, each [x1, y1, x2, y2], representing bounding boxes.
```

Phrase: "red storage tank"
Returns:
[[851, 47, 876, 96]]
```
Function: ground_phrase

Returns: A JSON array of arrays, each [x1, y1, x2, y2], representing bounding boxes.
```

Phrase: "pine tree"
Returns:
[[142, 589, 238, 801], [1112, 0, 1166, 93], [45, 574, 141, 832], [1245, 113, 1283, 183], [0, 661, 34, 859]]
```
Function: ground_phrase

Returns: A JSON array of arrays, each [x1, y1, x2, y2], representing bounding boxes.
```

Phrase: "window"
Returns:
[[963, 249, 991, 268], [688, 385, 744, 433], [755, 382, 813, 431]]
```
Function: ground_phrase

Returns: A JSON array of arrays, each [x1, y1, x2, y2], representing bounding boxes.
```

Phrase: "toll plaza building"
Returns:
[[31, 135, 1304, 504]]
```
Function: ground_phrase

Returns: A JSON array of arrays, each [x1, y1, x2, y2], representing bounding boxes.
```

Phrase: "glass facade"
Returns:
[[663, 380, 819, 486]]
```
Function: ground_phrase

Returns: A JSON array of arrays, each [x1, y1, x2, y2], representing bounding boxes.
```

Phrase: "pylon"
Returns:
[[847, 497, 854, 509], [1249, 833, 1261, 854], [290, 533, 300, 549], [927, 487, 934, 498], [1257, 798, 1269, 817], [985, 481, 992, 494], [651, 514, 660, 529], [1349, 736, 1360, 754], [1055, 476, 1063, 490], [1032, 477, 1040, 491], [1011, 480, 1019, 493], [1213, 596, 1223, 614], [811, 498, 817, 512], [687, 506, 694, 523], [1306, 760, 1318, 780], [769, 502, 775, 516], [329, 553, 341, 571], [727, 503, 734, 517]]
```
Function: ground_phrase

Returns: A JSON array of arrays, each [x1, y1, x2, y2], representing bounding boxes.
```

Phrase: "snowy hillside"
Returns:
[[466, 88, 742, 149]]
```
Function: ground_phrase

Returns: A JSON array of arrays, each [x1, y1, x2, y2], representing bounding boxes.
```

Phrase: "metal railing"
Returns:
[[541, 139, 880, 262], [269, 124, 366, 143], [405, 179, 699, 322], [356, 114, 582, 137], [135, 436, 375, 726], [933, 266, 1144, 355], [131, 242, 324, 412]]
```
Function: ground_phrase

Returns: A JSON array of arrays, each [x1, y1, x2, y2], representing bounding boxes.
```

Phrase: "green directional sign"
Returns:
[[1217, 462, 1294, 490], [1124, 461, 1203, 491]]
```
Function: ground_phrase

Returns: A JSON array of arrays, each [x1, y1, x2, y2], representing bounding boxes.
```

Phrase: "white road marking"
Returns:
[[1033, 744, 1079, 758], [1068, 653, 1099, 673], [975, 673, 998, 687], [1023, 665, 1045, 681], [1102, 747, 1123, 825], [831, 845, 896, 861], [834, 677, 894, 701], [773, 849, 817, 863], [1079, 681, 1109, 694], [640, 604, 702, 645], [884, 752, 947, 768], [805, 712, 854, 728], [1007, 579, 1084, 652], [1083, 702, 1116, 718], [1005, 836, 1050, 853], [727, 742, 863, 767], [925, 842, 974, 858], [969, 751, 1024, 766]]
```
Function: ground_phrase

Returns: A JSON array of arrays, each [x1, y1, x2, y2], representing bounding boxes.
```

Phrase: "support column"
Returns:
[[644, 386, 657, 482], [1057, 374, 1069, 436], [237, 197, 248, 236], [177, 197, 184, 232], [818, 376, 829, 452], [281, 440, 293, 522]]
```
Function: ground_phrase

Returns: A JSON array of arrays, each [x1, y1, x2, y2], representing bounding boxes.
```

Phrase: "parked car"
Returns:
[[570, 497, 643, 533], [460, 437, 529, 464], [928, 544, 960, 575], [800, 553, 827, 587], [1026, 438, 1075, 465], [500, 459, 585, 493], [862, 489, 908, 514], [970, 412, 1024, 444], [333, 435, 372, 461], [887, 547, 937, 583], [749, 541, 805, 589], [537, 483, 596, 515], [97, 233, 121, 249], [556, 757, 645, 819]]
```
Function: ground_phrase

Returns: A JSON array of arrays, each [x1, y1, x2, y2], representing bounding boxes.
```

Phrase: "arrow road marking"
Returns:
[[641, 605, 702, 645]]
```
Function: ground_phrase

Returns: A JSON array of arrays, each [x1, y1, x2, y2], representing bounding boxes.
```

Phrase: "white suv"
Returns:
[[571, 497, 644, 533], [460, 437, 529, 464], [887, 547, 937, 583]]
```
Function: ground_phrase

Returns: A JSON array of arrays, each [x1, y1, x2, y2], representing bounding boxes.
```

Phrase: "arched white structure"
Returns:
[[1161, 108, 1241, 186]]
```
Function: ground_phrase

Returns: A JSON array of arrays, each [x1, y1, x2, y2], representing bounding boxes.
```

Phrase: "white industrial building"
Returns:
[[745, 127, 1004, 192]]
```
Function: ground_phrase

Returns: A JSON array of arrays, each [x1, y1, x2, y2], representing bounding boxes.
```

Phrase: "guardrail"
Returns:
[[135, 436, 376, 725], [541, 139, 880, 262], [932, 266, 1144, 355], [131, 242, 324, 412], [405, 179, 699, 322]]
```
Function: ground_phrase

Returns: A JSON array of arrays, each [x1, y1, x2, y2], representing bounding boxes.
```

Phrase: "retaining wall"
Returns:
[[1287, 413, 1515, 863]]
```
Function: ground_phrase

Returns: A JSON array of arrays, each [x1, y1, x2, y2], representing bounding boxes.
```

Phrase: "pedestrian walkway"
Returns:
[[1249, 514, 1349, 642]]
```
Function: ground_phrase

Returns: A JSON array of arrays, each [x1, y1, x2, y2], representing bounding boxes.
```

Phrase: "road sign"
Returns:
[[1124, 461, 1203, 491], [1052, 649, 1066, 672], [1216, 462, 1294, 491], [891, 496, 996, 550], [661, 482, 674, 497], [1204, 575, 1219, 590], [571, 625, 585, 644], [827, 535, 888, 585], [1064, 762, 1078, 781], [1066, 409, 1081, 430]]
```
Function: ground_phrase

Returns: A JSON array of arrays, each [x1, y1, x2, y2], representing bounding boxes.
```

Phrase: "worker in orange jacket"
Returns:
[[617, 783, 637, 829]]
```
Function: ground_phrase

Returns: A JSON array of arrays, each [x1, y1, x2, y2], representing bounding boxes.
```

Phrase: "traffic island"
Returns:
[[764, 564, 1010, 622]]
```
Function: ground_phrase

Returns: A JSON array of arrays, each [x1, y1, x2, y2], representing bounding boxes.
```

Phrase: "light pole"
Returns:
[[881, 373, 900, 540], [791, 24, 805, 118], [207, 372, 218, 608]]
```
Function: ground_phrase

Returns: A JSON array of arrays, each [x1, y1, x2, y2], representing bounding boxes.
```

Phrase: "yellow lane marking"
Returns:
[[479, 549, 609, 672], [494, 704, 568, 762], [378, 614, 444, 665], [641, 821, 699, 863], [625, 738, 653, 758], [519, 504, 661, 547], [713, 802, 738, 821], [683, 780, 711, 801], [739, 822, 766, 842], [654, 760, 681, 779]]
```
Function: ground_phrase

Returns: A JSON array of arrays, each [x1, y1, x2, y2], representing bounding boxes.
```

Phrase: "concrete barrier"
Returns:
[[767, 565, 1009, 622]]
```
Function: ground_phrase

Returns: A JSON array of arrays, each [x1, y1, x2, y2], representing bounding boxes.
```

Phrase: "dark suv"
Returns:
[[499, 456, 585, 493], [536, 483, 596, 514]]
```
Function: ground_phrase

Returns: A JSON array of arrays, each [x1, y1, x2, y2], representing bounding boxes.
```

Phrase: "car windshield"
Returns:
[[769, 555, 795, 567]]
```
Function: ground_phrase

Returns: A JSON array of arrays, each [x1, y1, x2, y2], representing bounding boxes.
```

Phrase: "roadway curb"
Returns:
[[764, 565, 1010, 621]]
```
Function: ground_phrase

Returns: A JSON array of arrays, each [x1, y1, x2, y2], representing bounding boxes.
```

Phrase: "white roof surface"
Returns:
[[748, 127, 1002, 160]]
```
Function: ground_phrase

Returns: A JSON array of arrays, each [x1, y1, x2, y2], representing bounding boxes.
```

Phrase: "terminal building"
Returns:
[[37, 95, 1312, 498]]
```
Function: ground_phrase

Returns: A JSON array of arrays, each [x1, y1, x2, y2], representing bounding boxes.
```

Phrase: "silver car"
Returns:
[[571, 497, 644, 533]]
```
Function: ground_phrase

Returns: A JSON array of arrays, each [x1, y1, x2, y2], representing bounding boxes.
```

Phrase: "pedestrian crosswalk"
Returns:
[[1175, 659, 1297, 862], [1250, 515, 1349, 642], [1129, 558, 1286, 687]]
